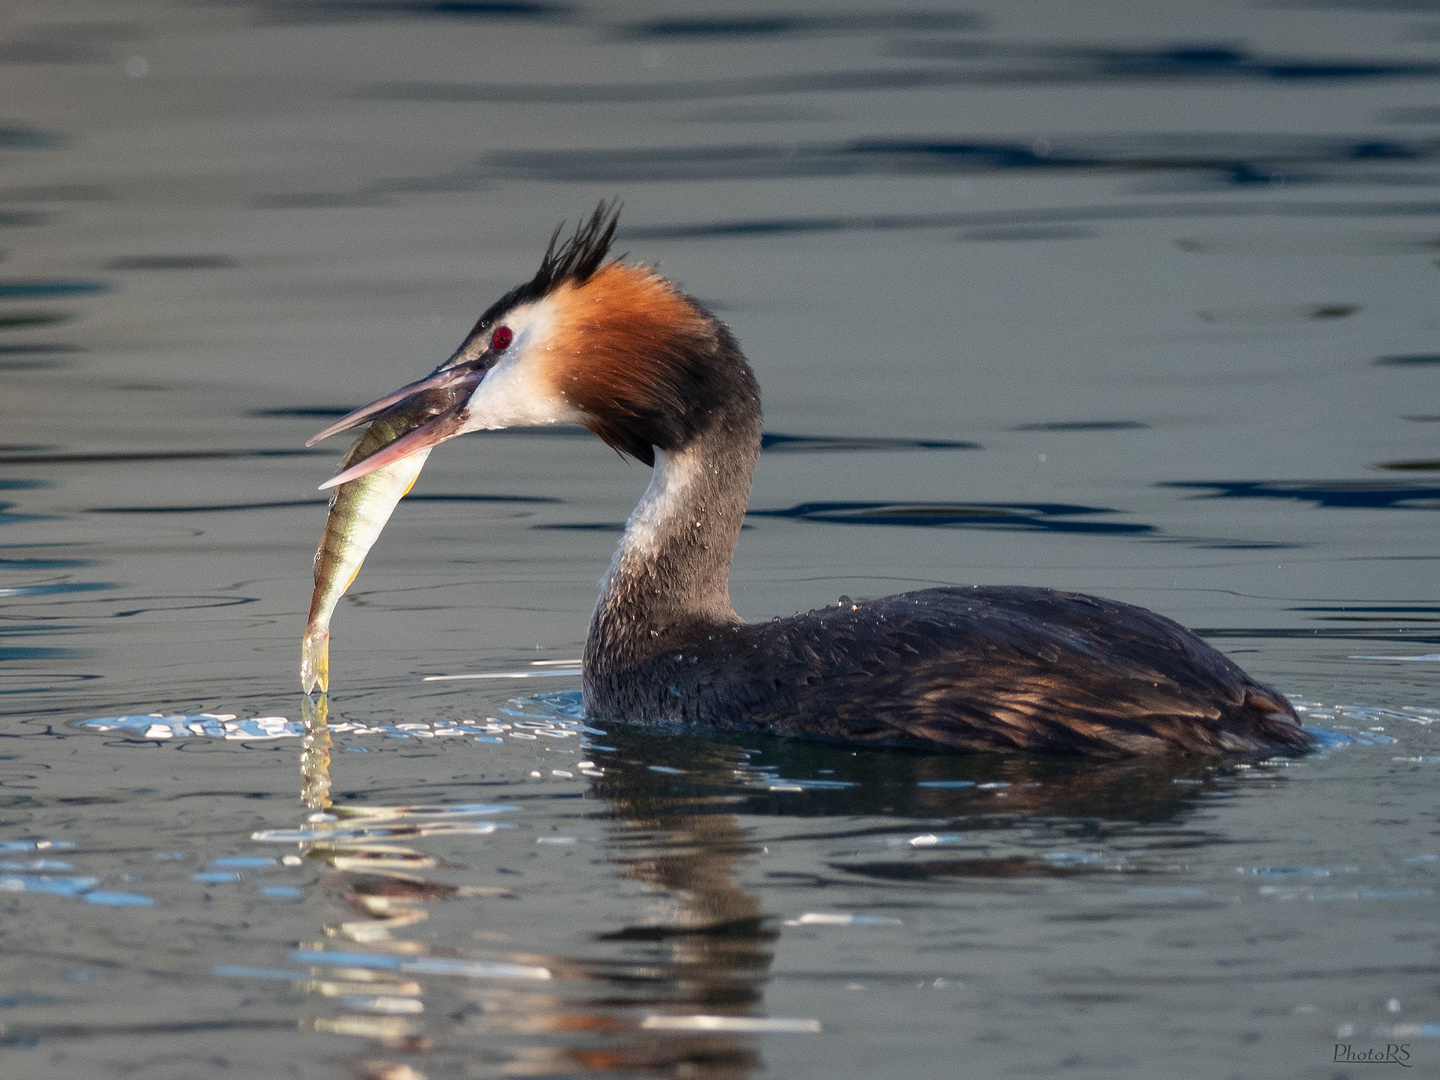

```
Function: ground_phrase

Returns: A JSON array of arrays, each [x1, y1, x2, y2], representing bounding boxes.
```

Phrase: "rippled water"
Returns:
[[4, 1, 1440, 1077]]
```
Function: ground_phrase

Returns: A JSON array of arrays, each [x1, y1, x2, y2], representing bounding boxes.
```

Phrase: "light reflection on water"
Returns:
[[3, 0, 1440, 1076]]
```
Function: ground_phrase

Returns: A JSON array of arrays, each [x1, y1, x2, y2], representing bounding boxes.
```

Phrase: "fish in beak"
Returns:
[[299, 356, 490, 694], [308, 356, 487, 488]]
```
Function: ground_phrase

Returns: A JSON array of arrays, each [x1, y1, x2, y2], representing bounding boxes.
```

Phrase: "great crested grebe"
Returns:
[[309, 204, 1309, 757]]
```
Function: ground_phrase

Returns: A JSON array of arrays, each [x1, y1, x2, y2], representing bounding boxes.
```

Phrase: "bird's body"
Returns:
[[310, 204, 1309, 757], [587, 586, 1302, 756]]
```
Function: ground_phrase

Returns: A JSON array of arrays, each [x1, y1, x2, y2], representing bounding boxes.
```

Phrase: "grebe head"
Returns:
[[310, 202, 750, 486]]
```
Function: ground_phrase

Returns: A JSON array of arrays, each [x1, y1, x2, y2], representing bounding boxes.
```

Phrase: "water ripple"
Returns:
[[1163, 479, 1440, 511], [750, 500, 1155, 534], [369, 48, 1440, 106], [478, 134, 1440, 185], [614, 12, 981, 40]]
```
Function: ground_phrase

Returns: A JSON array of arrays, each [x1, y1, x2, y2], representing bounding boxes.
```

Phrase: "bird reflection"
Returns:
[[293, 696, 778, 1078], [290, 696, 1284, 1078], [569, 747, 775, 1077]]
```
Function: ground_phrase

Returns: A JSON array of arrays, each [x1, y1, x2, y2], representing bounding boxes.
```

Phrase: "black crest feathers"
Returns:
[[467, 201, 622, 335], [529, 201, 621, 298]]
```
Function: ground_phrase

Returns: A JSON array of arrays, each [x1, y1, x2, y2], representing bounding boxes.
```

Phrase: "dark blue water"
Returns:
[[3, 2, 1439, 1077]]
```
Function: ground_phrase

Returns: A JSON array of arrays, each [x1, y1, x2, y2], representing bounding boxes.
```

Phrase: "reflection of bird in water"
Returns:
[[309, 203, 1309, 757], [293, 700, 778, 1078], [288, 698, 1259, 1077]]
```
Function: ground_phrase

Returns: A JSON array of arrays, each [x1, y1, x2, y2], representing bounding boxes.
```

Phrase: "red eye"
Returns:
[[491, 326, 513, 351]]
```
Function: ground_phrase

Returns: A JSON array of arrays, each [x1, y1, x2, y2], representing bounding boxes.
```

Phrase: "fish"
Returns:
[[301, 400, 450, 694]]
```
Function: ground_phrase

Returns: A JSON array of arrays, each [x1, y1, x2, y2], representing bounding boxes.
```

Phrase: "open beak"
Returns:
[[308, 359, 486, 489]]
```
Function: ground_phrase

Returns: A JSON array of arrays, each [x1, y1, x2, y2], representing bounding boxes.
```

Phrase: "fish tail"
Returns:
[[301, 626, 330, 694]]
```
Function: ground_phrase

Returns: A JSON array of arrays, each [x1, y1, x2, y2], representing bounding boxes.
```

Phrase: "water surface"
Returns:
[[3, 1, 1439, 1077]]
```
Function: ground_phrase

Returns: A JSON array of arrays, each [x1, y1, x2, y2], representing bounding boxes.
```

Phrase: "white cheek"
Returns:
[[458, 297, 583, 431], [462, 357, 581, 430]]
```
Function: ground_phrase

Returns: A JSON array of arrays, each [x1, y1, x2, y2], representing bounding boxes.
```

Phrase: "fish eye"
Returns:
[[491, 326, 513, 351]]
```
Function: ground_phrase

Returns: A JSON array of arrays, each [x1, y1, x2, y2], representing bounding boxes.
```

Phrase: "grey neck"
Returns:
[[585, 411, 761, 669]]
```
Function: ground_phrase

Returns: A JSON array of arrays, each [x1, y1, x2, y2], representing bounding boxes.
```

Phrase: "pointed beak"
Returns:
[[308, 359, 487, 490]]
